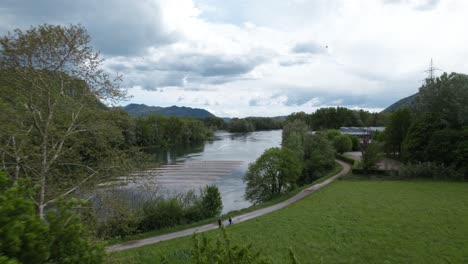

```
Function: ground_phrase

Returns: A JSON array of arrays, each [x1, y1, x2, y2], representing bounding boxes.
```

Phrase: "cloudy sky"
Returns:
[[1, 0, 467, 117]]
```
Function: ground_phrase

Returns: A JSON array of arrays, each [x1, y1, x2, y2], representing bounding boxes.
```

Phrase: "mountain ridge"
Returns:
[[121, 103, 216, 118]]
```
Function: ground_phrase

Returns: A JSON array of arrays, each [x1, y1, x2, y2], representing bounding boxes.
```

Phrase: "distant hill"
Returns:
[[382, 93, 418, 113], [122, 104, 216, 118]]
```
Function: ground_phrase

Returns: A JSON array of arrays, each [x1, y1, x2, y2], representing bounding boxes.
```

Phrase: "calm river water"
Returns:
[[109, 130, 282, 213]]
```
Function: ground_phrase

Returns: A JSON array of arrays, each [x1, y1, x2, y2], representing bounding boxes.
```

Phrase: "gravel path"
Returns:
[[106, 160, 351, 252]]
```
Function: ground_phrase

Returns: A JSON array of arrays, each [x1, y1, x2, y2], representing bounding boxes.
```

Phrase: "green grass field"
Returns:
[[107, 180, 468, 263]]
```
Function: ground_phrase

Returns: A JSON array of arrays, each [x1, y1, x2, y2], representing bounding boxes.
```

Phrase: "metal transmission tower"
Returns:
[[425, 58, 441, 81]]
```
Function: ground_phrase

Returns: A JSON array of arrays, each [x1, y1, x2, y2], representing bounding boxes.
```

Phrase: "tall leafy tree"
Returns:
[[0, 24, 126, 218], [282, 119, 308, 161], [302, 134, 335, 183], [416, 73, 468, 128], [384, 109, 412, 158], [244, 148, 302, 204]]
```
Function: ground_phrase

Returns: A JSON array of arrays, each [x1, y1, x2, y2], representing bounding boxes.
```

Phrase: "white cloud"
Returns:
[[2, 0, 468, 117]]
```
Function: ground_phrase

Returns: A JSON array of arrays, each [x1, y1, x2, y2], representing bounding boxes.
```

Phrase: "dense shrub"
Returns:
[[399, 162, 464, 181], [0, 173, 49, 263], [97, 211, 140, 239], [333, 134, 353, 154], [137, 185, 223, 233], [361, 142, 383, 170], [46, 199, 105, 264], [0, 172, 104, 264]]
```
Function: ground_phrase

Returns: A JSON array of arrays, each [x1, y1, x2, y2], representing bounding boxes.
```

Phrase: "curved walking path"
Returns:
[[107, 160, 351, 252]]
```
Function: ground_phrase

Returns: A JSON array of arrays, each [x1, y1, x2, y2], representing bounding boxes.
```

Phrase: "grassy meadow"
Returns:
[[107, 179, 468, 263]]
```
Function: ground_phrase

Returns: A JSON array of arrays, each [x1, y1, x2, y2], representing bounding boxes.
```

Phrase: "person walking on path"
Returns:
[[218, 218, 222, 228], [228, 218, 232, 225]]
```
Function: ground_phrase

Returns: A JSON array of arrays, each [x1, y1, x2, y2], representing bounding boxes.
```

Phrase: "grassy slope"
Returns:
[[108, 180, 468, 264]]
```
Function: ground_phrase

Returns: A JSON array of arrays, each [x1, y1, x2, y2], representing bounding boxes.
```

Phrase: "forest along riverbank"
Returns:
[[98, 130, 282, 214]]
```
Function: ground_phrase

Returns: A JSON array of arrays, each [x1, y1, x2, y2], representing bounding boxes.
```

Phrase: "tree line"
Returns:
[[381, 73, 468, 180]]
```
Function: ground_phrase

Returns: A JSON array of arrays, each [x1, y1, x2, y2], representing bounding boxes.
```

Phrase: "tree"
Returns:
[[333, 134, 352, 154], [361, 142, 383, 170], [402, 113, 444, 162], [244, 148, 302, 204], [0, 171, 103, 264], [282, 119, 308, 161], [0, 24, 126, 218], [200, 185, 223, 218], [302, 134, 335, 183], [416, 72, 468, 128], [0, 172, 49, 263], [384, 109, 412, 158]]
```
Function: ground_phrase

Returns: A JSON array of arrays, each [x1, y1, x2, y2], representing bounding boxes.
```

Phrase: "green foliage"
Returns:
[[301, 134, 336, 183], [309, 107, 386, 130], [347, 135, 360, 151], [0, 172, 49, 263], [402, 113, 444, 162], [333, 134, 353, 154], [140, 197, 185, 231], [244, 148, 302, 204], [202, 116, 226, 130], [136, 186, 223, 234], [190, 229, 272, 264], [384, 109, 412, 158], [399, 162, 463, 181], [228, 118, 255, 133], [282, 120, 308, 161], [320, 129, 341, 142], [334, 153, 356, 165], [416, 72, 468, 128], [135, 115, 211, 147], [426, 129, 463, 165], [361, 142, 383, 170], [46, 199, 104, 264], [0, 172, 103, 264], [0, 24, 128, 217], [200, 185, 223, 218]]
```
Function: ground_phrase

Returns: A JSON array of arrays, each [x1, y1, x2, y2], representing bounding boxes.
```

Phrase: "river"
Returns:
[[106, 130, 282, 213]]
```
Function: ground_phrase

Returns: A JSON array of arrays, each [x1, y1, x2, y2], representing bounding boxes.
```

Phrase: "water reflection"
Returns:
[[103, 130, 282, 213]]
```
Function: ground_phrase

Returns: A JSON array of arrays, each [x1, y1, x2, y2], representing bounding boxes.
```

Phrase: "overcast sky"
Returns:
[[1, 0, 467, 117]]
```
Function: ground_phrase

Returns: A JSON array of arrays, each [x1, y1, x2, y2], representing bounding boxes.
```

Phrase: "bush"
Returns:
[[361, 142, 383, 170], [138, 186, 224, 233], [46, 199, 104, 264], [97, 211, 140, 239], [0, 173, 49, 264], [200, 185, 223, 218], [140, 197, 185, 231], [190, 229, 272, 264], [0, 172, 104, 264], [335, 153, 355, 165], [399, 162, 464, 181], [333, 134, 353, 154]]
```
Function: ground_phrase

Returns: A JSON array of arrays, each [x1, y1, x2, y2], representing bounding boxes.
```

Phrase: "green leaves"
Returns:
[[244, 147, 301, 204]]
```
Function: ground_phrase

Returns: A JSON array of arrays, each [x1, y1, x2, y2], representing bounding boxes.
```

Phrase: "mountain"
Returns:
[[382, 93, 418, 113], [121, 104, 216, 118]]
